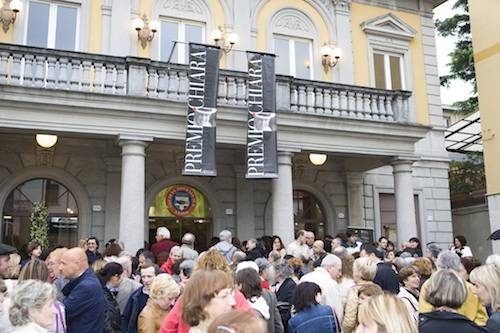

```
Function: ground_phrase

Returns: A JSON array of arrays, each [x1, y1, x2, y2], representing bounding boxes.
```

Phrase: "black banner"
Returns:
[[182, 43, 221, 176], [246, 52, 278, 178]]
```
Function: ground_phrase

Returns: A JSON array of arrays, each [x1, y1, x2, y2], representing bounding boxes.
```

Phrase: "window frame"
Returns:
[[23, 0, 81, 51], [372, 50, 406, 90], [273, 34, 314, 80], [158, 18, 206, 64]]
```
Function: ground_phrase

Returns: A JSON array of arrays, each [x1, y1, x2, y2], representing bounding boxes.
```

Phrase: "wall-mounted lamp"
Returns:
[[309, 153, 327, 166], [132, 14, 160, 49], [211, 25, 239, 54], [0, 0, 22, 33], [36, 134, 58, 149], [320, 44, 343, 73]]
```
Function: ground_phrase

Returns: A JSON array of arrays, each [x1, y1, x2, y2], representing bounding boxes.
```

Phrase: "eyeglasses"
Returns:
[[216, 326, 236, 333]]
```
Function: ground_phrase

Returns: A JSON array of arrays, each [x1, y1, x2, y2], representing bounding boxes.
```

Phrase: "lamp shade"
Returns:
[[320, 44, 332, 57], [332, 47, 343, 59], [149, 20, 160, 32], [211, 28, 223, 41], [36, 134, 58, 148], [227, 32, 239, 45], [309, 153, 327, 166], [132, 17, 144, 31], [10, 0, 22, 12]]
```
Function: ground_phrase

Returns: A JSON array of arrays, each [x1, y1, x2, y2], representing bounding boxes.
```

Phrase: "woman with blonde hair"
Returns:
[[470, 263, 500, 331], [355, 293, 417, 333], [207, 310, 266, 333], [138, 274, 180, 333], [195, 249, 233, 274], [419, 269, 486, 333], [342, 257, 377, 333], [182, 270, 236, 333]]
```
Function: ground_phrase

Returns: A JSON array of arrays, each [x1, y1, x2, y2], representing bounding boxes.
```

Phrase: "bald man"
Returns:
[[60, 247, 105, 333]]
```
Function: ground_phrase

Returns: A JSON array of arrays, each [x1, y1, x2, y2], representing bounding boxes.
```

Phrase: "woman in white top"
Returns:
[[397, 266, 420, 321], [452, 235, 473, 257], [9, 280, 56, 333]]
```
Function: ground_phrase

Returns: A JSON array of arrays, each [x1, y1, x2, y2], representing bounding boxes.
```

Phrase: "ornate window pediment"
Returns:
[[361, 13, 416, 41]]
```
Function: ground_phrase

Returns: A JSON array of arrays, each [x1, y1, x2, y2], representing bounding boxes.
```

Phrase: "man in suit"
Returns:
[[360, 243, 399, 294]]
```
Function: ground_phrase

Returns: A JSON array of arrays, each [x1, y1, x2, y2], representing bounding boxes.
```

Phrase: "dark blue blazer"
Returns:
[[62, 267, 105, 333]]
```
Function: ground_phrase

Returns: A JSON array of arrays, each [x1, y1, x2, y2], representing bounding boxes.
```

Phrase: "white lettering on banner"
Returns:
[[247, 56, 266, 177], [185, 50, 207, 174]]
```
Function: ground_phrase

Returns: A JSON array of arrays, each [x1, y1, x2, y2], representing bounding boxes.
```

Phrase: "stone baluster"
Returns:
[[0, 51, 8, 84], [178, 71, 188, 101], [306, 86, 315, 113], [167, 70, 179, 99], [69, 59, 81, 90], [378, 94, 386, 120], [217, 76, 226, 105], [58, 58, 69, 89], [297, 85, 307, 112], [92, 62, 103, 92], [115, 64, 126, 95], [33, 55, 45, 87], [23, 54, 35, 86], [331, 90, 340, 116], [323, 88, 332, 115], [393, 94, 403, 122], [371, 94, 379, 120], [104, 65, 115, 93], [363, 93, 372, 119], [46, 57, 57, 89], [227, 76, 237, 105], [290, 85, 298, 112], [81, 60, 92, 91], [11, 53, 23, 85], [315, 88, 324, 113], [156, 70, 167, 99], [339, 90, 348, 117], [355, 92, 364, 118], [147, 67, 159, 98], [236, 78, 246, 106], [385, 94, 394, 121], [347, 91, 356, 117]]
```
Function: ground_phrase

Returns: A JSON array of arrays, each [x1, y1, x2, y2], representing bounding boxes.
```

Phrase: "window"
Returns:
[[373, 52, 404, 90], [274, 36, 313, 80], [25, 1, 79, 50], [160, 20, 204, 64]]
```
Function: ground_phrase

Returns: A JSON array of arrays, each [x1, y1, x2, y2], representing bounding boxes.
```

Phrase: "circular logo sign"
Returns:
[[166, 186, 197, 217]]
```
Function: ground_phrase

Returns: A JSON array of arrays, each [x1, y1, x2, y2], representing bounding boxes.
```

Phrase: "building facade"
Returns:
[[0, 0, 452, 253]]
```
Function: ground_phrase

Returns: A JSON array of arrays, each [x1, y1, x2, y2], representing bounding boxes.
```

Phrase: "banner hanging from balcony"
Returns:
[[246, 51, 278, 178], [182, 43, 221, 177]]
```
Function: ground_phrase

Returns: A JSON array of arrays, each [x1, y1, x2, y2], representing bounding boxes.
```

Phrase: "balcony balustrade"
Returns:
[[0, 43, 411, 123]]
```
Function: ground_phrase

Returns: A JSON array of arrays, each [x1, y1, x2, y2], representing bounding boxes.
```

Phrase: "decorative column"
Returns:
[[347, 172, 365, 227], [118, 137, 151, 252], [104, 157, 121, 242], [392, 159, 417, 246], [272, 151, 294, 245]]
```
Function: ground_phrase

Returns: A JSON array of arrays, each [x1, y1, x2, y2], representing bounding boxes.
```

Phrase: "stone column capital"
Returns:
[[391, 157, 418, 173], [277, 151, 294, 166]]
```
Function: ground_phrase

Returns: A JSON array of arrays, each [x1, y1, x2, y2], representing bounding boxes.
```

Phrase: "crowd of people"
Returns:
[[0, 228, 499, 333]]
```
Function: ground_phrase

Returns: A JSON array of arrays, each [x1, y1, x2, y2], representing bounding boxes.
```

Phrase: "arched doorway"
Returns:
[[2, 178, 79, 249], [148, 184, 213, 251], [293, 190, 327, 238]]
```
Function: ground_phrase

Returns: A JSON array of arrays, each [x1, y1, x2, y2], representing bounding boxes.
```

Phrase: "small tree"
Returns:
[[30, 202, 49, 249]]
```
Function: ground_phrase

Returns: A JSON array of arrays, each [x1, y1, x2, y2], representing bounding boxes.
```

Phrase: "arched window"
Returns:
[[293, 190, 326, 238], [2, 178, 79, 249], [148, 184, 212, 250]]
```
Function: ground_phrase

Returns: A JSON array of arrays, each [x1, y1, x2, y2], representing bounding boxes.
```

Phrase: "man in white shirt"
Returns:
[[286, 230, 311, 261], [300, 254, 344, 322]]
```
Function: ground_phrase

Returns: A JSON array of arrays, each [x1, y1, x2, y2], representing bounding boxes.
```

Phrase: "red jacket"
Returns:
[[159, 289, 251, 333], [151, 239, 178, 257], [161, 258, 174, 275]]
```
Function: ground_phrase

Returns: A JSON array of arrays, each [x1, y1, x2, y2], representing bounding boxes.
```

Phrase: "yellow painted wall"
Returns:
[[351, 3, 429, 125], [470, 0, 500, 195], [255, 0, 331, 82], [88, 0, 102, 53]]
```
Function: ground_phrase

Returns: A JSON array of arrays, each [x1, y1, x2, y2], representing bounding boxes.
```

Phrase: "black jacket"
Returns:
[[246, 246, 266, 261], [275, 278, 296, 333], [419, 311, 487, 333], [373, 262, 399, 294], [103, 287, 121, 333], [121, 286, 149, 333]]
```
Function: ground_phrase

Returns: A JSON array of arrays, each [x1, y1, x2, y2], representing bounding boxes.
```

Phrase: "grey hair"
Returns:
[[273, 260, 293, 279], [436, 250, 461, 271], [426, 242, 442, 259], [425, 269, 467, 309], [157, 227, 171, 239], [9, 280, 56, 326], [115, 255, 133, 276], [255, 258, 271, 273], [170, 246, 182, 255], [182, 233, 196, 245], [219, 230, 232, 242]]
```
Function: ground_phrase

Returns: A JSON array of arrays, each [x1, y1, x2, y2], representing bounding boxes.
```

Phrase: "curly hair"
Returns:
[[195, 250, 232, 274], [9, 280, 56, 326], [150, 274, 181, 301]]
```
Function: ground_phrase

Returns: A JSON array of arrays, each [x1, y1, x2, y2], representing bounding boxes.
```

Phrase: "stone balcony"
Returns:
[[0, 43, 426, 161]]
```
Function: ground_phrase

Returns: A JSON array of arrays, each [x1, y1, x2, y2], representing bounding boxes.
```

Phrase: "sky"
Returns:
[[433, 0, 474, 106]]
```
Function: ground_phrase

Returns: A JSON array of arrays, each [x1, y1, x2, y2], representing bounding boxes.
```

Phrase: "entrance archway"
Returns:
[[148, 184, 213, 251], [293, 190, 327, 238], [2, 178, 79, 249]]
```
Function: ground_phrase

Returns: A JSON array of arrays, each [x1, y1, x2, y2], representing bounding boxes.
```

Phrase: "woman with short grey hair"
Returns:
[[9, 279, 56, 333], [273, 260, 296, 332], [419, 269, 486, 333]]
